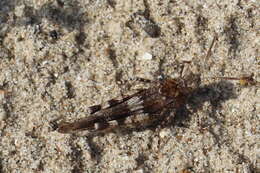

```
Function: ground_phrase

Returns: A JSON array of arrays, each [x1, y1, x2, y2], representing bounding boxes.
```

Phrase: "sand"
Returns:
[[0, 0, 259, 172]]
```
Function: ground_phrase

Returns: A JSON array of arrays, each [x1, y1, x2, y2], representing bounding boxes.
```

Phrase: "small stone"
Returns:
[[0, 106, 6, 121], [141, 52, 152, 60], [159, 128, 171, 138]]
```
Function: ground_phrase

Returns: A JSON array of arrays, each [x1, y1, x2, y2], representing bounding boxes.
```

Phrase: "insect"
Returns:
[[57, 35, 258, 134], [212, 74, 259, 87], [57, 78, 191, 134]]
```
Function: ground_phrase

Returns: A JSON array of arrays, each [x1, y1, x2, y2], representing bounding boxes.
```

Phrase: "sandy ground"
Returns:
[[0, 0, 259, 172]]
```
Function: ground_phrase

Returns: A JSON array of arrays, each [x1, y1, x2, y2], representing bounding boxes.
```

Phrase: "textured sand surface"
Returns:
[[0, 0, 259, 172]]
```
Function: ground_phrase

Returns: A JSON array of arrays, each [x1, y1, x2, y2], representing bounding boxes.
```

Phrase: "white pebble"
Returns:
[[141, 52, 153, 60]]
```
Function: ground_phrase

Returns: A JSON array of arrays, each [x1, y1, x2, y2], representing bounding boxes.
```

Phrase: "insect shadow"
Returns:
[[140, 79, 236, 133], [173, 79, 237, 129]]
